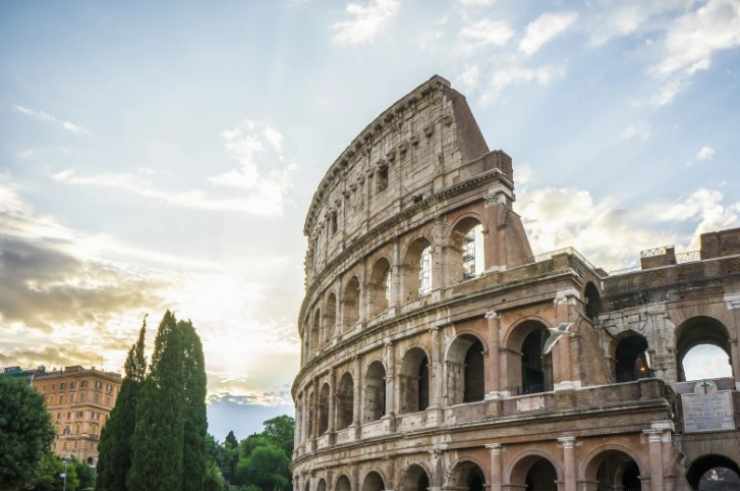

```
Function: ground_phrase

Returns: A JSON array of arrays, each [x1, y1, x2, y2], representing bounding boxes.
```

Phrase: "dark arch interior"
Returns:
[[365, 361, 387, 422], [401, 348, 429, 413], [615, 333, 650, 382], [362, 471, 385, 491], [317, 479, 327, 491], [687, 454, 740, 490], [451, 462, 485, 491], [521, 327, 552, 394], [319, 383, 330, 434], [525, 458, 557, 491], [464, 338, 485, 402], [591, 451, 641, 491], [585, 282, 602, 321], [337, 373, 354, 429], [402, 465, 431, 491], [336, 476, 352, 491]]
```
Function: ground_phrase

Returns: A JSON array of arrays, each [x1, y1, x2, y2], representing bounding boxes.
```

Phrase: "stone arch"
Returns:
[[400, 463, 432, 491], [583, 447, 643, 491], [318, 382, 330, 435], [317, 479, 327, 491], [325, 292, 337, 342], [307, 389, 316, 438], [402, 237, 433, 301], [505, 319, 553, 394], [337, 371, 354, 429], [686, 454, 740, 490], [311, 309, 321, 355], [446, 333, 486, 405], [675, 316, 733, 381], [362, 471, 386, 491], [448, 215, 486, 283], [364, 360, 387, 422], [336, 474, 352, 491], [400, 347, 430, 413], [507, 450, 561, 491], [369, 257, 392, 317], [446, 459, 486, 491], [343, 276, 361, 330], [304, 479, 312, 491], [584, 281, 602, 322], [613, 330, 651, 382]]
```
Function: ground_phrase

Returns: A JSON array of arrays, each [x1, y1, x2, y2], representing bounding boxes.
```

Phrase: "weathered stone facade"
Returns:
[[292, 76, 740, 491]]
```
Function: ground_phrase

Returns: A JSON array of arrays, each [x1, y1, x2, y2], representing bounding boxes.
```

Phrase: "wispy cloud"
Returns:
[[332, 0, 400, 46], [459, 19, 514, 50], [519, 12, 578, 56], [481, 60, 564, 104], [696, 145, 716, 161], [586, 0, 692, 46], [13, 104, 90, 135]]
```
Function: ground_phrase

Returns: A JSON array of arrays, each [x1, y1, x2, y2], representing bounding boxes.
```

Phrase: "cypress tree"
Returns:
[[96, 319, 147, 491], [180, 319, 208, 491], [128, 311, 186, 491]]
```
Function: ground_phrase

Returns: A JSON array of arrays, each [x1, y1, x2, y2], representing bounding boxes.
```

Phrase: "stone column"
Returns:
[[429, 446, 445, 491], [430, 325, 444, 408], [726, 294, 740, 389], [558, 436, 577, 491], [662, 432, 675, 491], [384, 339, 396, 421], [328, 368, 336, 440], [391, 240, 402, 311], [353, 356, 362, 438], [486, 443, 503, 491], [553, 289, 581, 391], [485, 311, 502, 398], [644, 429, 663, 491]]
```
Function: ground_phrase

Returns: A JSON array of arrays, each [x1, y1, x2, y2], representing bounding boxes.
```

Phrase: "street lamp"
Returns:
[[60, 457, 69, 491]]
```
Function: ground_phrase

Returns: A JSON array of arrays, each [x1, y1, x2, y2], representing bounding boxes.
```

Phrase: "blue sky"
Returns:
[[1, 0, 739, 440]]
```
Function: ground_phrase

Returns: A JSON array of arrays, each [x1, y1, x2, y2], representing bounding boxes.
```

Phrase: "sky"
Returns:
[[1, 0, 739, 440]]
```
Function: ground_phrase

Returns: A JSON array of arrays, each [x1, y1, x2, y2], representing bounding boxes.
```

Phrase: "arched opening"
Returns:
[[403, 238, 433, 300], [336, 475, 352, 491], [369, 258, 392, 317], [614, 332, 651, 382], [687, 454, 740, 490], [364, 361, 386, 422], [317, 479, 327, 491], [585, 449, 642, 491], [400, 348, 430, 413], [343, 276, 361, 330], [511, 322, 553, 395], [311, 310, 321, 355], [448, 461, 485, 491], [510, 455, 558, 491], [305, 480, 311, 491], [362, 471, 385, 491], [401, 464, 430, 491], [307, 390, 316, 438], [318, 383, 330, 435], [584, 282, 602, 322], [449, 217, 485, 283], [337, 372, 354, 430], [325, 293, 337, 343], [446, 334, 485, 405], [676, 317, 734, 382]]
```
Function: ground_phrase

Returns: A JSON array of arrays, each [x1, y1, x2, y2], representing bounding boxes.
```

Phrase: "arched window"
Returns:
[[362, 472, 385, 491], [369, 258, 392, 317], [317, 479, 327, 491], [337, 373, 354, 430], [343, 277, 361, 329], [336, 476, 352, 491], [509, 322, 553, 395], [448, 461, 485, 491], [403, 238, 433, 300], [585, 449, 641, 491], [687, 454, 740, 490], [325, 293, 337, 343], [584, 282, 602, 322], [400, 348, 429, 413], [364, 361, 386, 422], [318, 383, 330, 435], [614, 332, 651, 382], [401, 465, 430, 491], [676, 317, 734, 381], [311, 310, 321, 355], [450, 218, 485, 283], [446, 334, 485, 405]]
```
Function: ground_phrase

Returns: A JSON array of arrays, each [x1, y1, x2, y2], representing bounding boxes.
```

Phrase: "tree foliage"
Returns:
[[181, 320, 208, 491], [0, 376, 55, 491]]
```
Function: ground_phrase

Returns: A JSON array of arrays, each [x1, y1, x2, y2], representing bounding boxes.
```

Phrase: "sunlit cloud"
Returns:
[[519, 12, 578, 56], [331, 0, 400, 46], [13, 104, 90, 135]]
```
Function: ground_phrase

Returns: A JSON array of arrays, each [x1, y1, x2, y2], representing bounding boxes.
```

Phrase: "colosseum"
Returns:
[[291, 75, 740, 491]]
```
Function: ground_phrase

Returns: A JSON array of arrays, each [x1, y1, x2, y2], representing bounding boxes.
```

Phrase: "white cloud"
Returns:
[[458, 64, 481, 91], [13, 104, 90, 135], [620, 122, 651, 142], [587, 0, 692, 46], [332, 0, 400, 46], [652, 78, 684, 106], [696, 145, 716, 161], [519, 12, 578, 56], [459, 19, 514, 50], [481, 62, 563, 104], [655, 0, 740, 76], [458, 0, 495, 6]]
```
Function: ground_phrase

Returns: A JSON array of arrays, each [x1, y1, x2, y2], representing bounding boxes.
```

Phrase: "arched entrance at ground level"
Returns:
[[336, 475, 352, 491], [687, 454, 740, 490], [400, 348, 430, 413], [614, 332, 651, 382], [317, 479, 327, 491], [507, 321, 553, 395], [364, 361, 386, 422], [584, 449, 642, 491], [447, 461, 486, 491], [446, 334, 485, 405], [400, 464, 430, 491], [510, 455, 558, 491], [676, 317, 734, 382], [337, 372, 354, 429], [362, 471, 385, 491]]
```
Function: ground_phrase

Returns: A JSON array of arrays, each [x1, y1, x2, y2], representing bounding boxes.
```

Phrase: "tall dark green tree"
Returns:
[[0, 376, 55, 491], [180, 319, 208, 491], [96, 319, 147, 491], [127, 311, 186, 491]]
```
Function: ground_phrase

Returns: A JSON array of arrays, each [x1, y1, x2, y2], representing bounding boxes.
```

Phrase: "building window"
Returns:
[[80, 380, 88, 388], [376, 166, 388, 193], [419, 246, 432, 295], [60, 383, 65, 391]]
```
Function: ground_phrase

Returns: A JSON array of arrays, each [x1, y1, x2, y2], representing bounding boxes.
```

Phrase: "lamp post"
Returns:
[[61, 457, 69, 491]]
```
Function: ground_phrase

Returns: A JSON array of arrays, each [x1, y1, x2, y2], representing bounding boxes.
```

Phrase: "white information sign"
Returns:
[[682, 380, 736, 433]]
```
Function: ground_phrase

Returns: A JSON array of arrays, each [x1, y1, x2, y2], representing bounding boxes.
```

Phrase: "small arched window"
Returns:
[[419, 245, 432, 295]]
